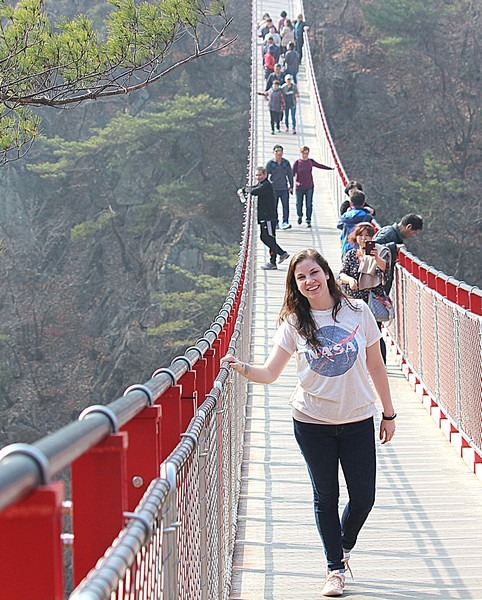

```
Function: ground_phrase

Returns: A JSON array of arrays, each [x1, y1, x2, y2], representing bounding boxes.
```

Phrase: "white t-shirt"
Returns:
[[273, 299, 381, 424]]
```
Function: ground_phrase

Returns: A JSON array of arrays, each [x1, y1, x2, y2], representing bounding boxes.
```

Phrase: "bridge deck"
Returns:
[[229, 1, 482, 597]]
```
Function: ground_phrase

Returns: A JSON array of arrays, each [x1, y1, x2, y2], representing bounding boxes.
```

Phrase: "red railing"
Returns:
[[398, 250, 482, 315]]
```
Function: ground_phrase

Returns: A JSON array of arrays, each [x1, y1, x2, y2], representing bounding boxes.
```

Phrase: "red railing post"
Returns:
[[456, 284, 470, 310], [435, 274, 446, 296], [212, 339, 222, 374], [218, 328, 228, 356], [418, 263, 429, 285], [194, 357, 208, 406], [469, 288, 482, 315], [179, 370, 198, 432], [446, 277, 458, 303], [426, 268, 438, 290], [204, 349, 216, 392], [71, 432, 128, 585], [0, 482, 65, 600], [158, 385, 183, 460], [122, 405, 162, 510]]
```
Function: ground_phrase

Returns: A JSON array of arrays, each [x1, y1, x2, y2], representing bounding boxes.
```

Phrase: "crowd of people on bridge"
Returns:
[[259, 10, 309, 134], [229, 9, 425, 598]]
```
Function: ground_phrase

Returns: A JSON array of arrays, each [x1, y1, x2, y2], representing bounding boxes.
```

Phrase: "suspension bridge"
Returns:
[[0, 0, 481, 598]]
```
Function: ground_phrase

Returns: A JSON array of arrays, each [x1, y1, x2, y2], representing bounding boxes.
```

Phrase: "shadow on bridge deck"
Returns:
[[230, 5, 482, 596]]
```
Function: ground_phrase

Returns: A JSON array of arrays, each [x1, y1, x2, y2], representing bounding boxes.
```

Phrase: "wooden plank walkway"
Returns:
[[229, 0, 482, 597]]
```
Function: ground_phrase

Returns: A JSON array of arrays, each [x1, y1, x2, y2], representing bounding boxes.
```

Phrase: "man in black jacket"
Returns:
[[243, 167, 289, 270], [374, 213, 424, 293]]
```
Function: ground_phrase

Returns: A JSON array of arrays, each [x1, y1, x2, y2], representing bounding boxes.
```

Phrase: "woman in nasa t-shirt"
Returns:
[[221, 248, 396, 597]]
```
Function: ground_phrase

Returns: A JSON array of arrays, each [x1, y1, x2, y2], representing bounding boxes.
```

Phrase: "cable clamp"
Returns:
[[79, 405, 119, 433], [0, 443, 50, 485]]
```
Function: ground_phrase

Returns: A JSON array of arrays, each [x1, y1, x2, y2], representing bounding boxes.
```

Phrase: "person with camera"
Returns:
[[338, 223, 390, 363]]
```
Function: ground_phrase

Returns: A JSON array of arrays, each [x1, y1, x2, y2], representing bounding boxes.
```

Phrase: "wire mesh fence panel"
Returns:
[[176, 451, 203, 600], [388, 267, 407, 356], [419, 289, 438, 396], [435, 298, 458, 416], [404, 275, 422, 373], [203, 404, 223, 600], [457, 311, 482, 453]]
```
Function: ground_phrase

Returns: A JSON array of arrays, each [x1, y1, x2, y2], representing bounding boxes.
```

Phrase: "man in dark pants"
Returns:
[[266, 144, 294, 230], [243, 167, 289, 270]]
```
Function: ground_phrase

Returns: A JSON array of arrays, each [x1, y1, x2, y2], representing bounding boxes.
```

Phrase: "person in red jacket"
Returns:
[[292, 146, 334, 227]]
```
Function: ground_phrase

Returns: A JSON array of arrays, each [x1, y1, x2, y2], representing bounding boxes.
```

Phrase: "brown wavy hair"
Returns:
[[278, 249, 358, 348]]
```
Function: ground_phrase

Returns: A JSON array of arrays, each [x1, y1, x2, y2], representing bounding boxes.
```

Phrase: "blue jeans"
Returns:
[[274, 189, 290, 224], [285, 105, 296, 130], [293, 417, 376, 572], [295, 188, 314, 223]]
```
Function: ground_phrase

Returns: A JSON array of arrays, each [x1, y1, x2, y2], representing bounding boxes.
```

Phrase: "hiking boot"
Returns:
[[278, 252, 290, 264], [297, 216, 302, 225], [321, 570, 345, 597], [261, 262, 277, 270]]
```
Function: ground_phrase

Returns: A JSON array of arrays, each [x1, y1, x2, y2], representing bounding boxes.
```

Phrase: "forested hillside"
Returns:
[[0, 0, 251, 445], [305, 0, 481, 285]]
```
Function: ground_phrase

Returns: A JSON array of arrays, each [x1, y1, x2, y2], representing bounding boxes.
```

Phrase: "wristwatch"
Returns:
[[382, 412, 397, 420]]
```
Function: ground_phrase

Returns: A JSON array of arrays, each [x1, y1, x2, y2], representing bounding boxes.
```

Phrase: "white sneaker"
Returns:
[[322, 570, 345, 597]]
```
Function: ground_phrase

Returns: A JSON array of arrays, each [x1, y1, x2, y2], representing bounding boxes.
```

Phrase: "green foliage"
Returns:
[[202, 242, 239, 269], [27, 93, 246, 223], [377, 36, 410, 58], [148, 250, 237, 343], [70, 210, 115, 241], [146, 319, 191, 336], [0, 363, 10, 397], [362, 0, 454, 42], [0, 0, 231, 161], [398, 151, 466, 214], [29, 94, 232, 175]]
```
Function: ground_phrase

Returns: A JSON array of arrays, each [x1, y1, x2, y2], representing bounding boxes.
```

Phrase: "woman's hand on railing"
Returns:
[[221, 354, 250, 376]]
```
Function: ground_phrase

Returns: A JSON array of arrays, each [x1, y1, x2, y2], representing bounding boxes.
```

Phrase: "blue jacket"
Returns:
[[337, 208, 373, 253]]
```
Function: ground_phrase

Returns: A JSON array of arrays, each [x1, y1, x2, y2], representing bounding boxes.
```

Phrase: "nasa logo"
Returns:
[[305, 325, 359, 377]]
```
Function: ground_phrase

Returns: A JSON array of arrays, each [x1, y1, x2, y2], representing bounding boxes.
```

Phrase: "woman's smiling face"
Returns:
[[294, 258, 330, 305]]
